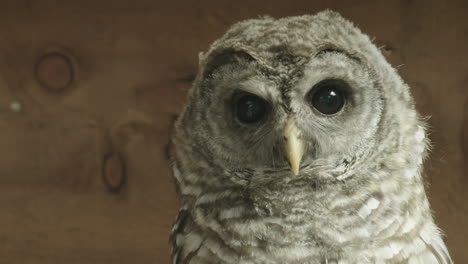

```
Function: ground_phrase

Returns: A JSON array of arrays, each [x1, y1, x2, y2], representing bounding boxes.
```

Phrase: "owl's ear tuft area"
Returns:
[[202, 49, 255, 80]]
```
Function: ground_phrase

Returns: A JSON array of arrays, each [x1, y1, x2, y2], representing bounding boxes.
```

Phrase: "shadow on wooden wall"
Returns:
[[0, 0, 466, 263]]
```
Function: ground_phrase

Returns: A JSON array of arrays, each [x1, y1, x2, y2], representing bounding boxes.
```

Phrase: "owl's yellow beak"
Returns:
[[284, 116, 305, 176]]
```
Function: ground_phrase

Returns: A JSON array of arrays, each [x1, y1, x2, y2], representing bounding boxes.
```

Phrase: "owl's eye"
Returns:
[[234, 93, 269, 124], [308, 79, 347, 115]]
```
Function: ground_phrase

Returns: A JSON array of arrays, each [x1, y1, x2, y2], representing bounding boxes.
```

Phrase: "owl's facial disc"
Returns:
[[284, 79, 349, 175], [284, 116, 304, 175]]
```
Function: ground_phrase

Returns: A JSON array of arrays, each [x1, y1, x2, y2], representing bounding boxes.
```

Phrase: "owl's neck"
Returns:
[[175, 158, 433, 257]]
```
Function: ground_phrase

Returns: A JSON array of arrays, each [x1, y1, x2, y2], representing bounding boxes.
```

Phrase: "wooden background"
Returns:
[[0, 0, 466, 263]]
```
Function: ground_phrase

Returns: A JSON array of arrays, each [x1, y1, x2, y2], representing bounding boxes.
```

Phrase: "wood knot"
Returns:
[[35, 50, 74, 92], [102, 152, 126, 193]]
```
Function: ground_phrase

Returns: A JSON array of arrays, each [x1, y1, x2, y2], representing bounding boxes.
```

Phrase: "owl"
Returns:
[[170, 10, 453, 264]]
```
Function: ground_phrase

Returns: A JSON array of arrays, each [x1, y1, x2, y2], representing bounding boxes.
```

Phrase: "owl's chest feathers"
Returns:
[[176, 172, 432, 263]]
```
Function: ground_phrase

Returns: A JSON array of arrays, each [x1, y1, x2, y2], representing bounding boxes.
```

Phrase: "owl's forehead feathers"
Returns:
[[195, 10, 411, 102], [200, 10, 370, 69]]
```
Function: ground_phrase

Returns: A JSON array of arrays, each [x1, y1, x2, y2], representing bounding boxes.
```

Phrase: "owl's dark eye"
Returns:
[[234, 93, 269, 124], [308, 79, 348, 115]]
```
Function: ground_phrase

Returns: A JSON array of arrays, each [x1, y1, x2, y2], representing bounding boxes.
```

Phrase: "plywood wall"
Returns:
[[0, 0, 466, 263]]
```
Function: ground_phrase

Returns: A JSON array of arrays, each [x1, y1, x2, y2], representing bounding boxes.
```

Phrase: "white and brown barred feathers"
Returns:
[[170, 10, 453, 264]]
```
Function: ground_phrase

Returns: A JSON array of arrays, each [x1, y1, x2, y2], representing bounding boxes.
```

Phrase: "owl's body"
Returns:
[[171, 11, 453, 264]]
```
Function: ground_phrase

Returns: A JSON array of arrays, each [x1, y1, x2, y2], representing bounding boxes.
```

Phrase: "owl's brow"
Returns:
[[314, 46, 362, 62]]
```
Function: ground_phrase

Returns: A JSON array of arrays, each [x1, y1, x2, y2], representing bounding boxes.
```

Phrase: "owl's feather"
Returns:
[[170, 10, 453, 264]]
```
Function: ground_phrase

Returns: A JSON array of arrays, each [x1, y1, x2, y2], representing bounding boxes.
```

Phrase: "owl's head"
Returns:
[[174, 11, 425, 194]]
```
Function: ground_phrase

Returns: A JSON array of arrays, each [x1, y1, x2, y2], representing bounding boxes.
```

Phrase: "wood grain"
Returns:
[[0, 0, 466, 263]]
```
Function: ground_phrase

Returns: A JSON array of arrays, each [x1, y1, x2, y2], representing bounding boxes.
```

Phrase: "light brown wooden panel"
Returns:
[[0, 0, 466, 263]]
